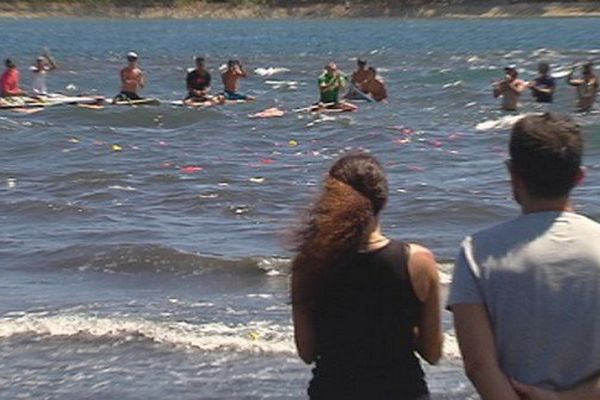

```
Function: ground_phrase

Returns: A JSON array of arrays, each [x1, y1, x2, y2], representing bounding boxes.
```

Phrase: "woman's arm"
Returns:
[[291, 261, 316, 364], [408, 244, 442, 365]]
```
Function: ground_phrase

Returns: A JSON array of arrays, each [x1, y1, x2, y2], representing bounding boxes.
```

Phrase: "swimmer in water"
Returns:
[[493, 65, 528, 111], [529, 62, 555, 103], [568, 62, 598, 111]]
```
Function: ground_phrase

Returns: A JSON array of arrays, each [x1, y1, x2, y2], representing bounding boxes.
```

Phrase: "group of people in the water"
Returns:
[[0, 51, 388, 109], [493, 61, 598, 111], [1, 50, 598, 112]]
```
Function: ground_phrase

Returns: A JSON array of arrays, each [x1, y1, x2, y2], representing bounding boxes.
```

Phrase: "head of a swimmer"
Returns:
[[357, 58, 367, 69], [505, 66, 518, 80], [5, 59, 15, 69], [538, 62, 550, 76], [325, 62, 337, 74]]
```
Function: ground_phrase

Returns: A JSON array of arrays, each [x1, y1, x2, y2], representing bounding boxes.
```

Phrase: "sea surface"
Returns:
[[1, 17, 600, 399]]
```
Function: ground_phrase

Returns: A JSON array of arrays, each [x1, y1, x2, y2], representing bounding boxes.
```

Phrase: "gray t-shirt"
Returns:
[[448, 211, 600, 390]]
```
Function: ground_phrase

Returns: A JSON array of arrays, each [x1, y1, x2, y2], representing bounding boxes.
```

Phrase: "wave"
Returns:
[[0, 313, 462, 359], [0, 313, 295, 356], [475, 113, 540, 131], [26, 243, 291, 276]]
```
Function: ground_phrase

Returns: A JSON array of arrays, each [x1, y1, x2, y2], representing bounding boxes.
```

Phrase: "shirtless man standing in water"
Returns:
[[493, 65, 527, 111], [568, 62, 599, 111], [114, 52, 145, 102]]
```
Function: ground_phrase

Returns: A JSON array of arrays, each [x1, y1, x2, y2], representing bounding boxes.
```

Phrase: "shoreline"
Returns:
[[2, 1, 600, 19]]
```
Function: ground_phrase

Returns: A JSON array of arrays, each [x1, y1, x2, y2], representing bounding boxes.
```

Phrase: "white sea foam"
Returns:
[[0, 313, 462, 360], [254, 67, 290, 77], [0, 314, 295, 356], [475, 113, 540, 132]]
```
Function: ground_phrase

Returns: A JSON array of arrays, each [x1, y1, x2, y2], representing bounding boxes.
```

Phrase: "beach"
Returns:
[[1, 16, 600, 399], [3, 1, 600, 19]]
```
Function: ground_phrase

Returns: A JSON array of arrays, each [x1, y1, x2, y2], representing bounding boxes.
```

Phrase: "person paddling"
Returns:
[[30, 49, 57, 95], [114, 51, 145, 102], [317, 62, 357, 111]]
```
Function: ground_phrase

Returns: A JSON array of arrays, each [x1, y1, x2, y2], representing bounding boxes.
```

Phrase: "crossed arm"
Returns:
[[453, 303, 600, 400]]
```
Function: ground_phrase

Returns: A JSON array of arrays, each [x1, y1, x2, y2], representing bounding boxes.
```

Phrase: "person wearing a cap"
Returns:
[[568, 62, 598, 111], [529, 62, 555, 103], [493, 65, 527, 111], [114, 51, 145, 102], [30, 50, 57, 95], [318, 62, 357, 111], [0, 59, 25, 97]]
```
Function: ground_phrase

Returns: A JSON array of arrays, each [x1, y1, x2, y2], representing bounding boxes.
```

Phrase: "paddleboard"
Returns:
[[0, 97, 44, 109], [0, 94, 105, 110], [112, 98, 161, 106]]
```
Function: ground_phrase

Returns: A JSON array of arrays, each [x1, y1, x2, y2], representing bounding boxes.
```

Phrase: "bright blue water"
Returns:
[[1, 17, 600, 399]]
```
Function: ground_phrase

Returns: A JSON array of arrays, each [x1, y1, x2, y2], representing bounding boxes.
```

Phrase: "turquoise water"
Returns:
[[1, 17, 600, 399]]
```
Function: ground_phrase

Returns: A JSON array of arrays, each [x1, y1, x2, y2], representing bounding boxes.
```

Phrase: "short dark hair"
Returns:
[[510, 113, 582, 198], [5, 58, 14, 68], [195, 56, 205, 65]]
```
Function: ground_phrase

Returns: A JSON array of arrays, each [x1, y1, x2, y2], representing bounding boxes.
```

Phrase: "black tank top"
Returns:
[[308, 240, 427, 400]]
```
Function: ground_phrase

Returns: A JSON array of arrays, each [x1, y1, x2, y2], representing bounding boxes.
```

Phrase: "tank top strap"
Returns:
[[381, 239, 411, 280]]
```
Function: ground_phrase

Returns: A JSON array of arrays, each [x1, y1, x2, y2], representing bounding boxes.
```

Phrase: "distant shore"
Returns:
[[2, 1, 600, 19]]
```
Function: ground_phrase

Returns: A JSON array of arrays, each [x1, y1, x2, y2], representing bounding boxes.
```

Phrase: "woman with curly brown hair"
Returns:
[[291, 151, 442, 400]]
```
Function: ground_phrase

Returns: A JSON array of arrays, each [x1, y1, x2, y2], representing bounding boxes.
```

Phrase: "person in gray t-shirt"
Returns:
[[448, 113, 600, 400]]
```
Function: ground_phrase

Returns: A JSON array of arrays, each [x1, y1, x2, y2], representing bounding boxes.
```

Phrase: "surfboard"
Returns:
[[0, 96, 43, 109], [112, 98, 161, 106], [0, 94, 105, 110]]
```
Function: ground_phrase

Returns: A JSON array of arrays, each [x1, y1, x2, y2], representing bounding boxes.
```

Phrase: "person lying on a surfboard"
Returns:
[[30, 50, 57, 95], [360, 67, 388, 102], [317, 62, 357, 111], [0, 59, 25, 97], [114, 52, 145, 102], [221, 60, 254, 101]]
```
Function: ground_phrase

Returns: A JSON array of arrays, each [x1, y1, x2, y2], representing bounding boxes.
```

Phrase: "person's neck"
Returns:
[[360, 223, 390, 251], [521, 197, 573, 214]]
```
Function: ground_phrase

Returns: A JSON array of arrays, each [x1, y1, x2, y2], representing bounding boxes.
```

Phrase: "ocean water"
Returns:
[[1, 17, 600, 399]]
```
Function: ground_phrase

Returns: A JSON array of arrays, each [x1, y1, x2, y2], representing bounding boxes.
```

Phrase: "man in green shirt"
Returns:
[[317, 62, 357, 111]]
